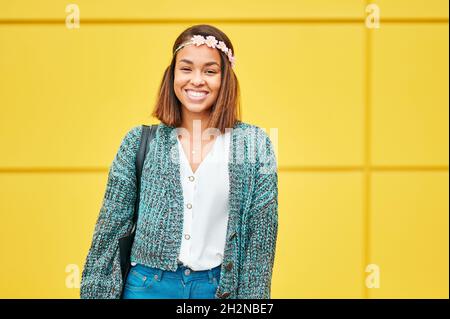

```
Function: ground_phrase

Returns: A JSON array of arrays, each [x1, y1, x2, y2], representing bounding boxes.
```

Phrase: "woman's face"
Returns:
[[174, 44, 222, 116]]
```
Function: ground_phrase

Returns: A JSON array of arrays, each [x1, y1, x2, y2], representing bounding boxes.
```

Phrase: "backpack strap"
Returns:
[[132, 124, 158, 232]]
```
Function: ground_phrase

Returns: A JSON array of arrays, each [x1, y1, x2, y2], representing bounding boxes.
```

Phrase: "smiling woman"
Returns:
[[80, 24, 278, 300]]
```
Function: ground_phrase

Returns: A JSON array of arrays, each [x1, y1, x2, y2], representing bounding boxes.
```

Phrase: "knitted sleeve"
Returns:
[[80, 125, 142, 299], [237, 127, 279, 299]]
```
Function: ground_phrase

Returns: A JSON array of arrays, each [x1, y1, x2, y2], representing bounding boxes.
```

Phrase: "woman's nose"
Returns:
[[191, 72, 205, 85]]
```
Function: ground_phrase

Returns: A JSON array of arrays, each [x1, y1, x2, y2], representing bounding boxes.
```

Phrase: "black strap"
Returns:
[[132, 124, 157, 232], [118, 124, 158, 294]]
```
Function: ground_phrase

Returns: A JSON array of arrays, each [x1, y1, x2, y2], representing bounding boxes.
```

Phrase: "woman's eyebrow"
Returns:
[[179, 59, 220, 67]]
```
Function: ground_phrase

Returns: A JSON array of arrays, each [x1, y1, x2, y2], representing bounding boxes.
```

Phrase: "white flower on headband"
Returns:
[[192, 35, 206, 46], [205, 36, 218, 48], [217, 41, 228, 54], [227, 49, 236, 67], [175, 34, 236, 68], [229, 54, 236, 68]]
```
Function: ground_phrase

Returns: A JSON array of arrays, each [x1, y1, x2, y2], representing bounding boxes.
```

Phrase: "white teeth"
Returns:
[[187, 90, 208, 97]]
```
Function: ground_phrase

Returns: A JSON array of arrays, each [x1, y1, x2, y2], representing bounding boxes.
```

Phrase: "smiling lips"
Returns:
[[185, 89, 210, 102]]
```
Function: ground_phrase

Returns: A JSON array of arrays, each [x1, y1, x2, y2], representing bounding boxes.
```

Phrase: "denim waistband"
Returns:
[[131, 262, 222, 283]]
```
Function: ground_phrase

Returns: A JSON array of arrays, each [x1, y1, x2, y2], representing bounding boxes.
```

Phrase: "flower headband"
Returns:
[[174, 35, 236, 68]]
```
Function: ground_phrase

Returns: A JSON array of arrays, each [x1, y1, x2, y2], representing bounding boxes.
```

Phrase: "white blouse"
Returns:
[[176, 131, 231, 271]]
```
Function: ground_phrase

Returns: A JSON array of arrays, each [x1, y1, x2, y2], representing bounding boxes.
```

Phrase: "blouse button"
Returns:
[[184, 234, 191, 240], [186, 203, 192, 209], [188, 176, 195, 182]]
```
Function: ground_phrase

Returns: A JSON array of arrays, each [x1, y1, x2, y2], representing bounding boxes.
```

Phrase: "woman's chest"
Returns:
[[177, 132, 231, 176]]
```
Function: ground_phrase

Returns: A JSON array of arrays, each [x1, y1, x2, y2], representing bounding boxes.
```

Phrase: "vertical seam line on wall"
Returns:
[[363, 0, 371, 300]]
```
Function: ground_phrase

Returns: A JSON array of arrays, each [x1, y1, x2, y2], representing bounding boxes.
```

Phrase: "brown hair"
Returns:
[[151, 24, 241, 133]]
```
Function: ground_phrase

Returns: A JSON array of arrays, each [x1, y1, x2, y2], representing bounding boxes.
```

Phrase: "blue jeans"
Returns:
[[122, 263, 221, 299]]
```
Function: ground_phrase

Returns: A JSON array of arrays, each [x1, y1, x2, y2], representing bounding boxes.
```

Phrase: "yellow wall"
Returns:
[[0, 0, 448, 298]]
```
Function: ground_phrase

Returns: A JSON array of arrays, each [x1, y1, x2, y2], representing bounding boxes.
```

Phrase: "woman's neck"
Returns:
[[179, 108, 217, 142]]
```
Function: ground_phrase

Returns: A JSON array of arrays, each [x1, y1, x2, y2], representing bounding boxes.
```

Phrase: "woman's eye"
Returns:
[[180, 68, 216, 74]]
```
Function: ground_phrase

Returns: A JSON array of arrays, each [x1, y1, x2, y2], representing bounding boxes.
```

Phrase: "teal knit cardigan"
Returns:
[[80, 120, 278, 299]]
